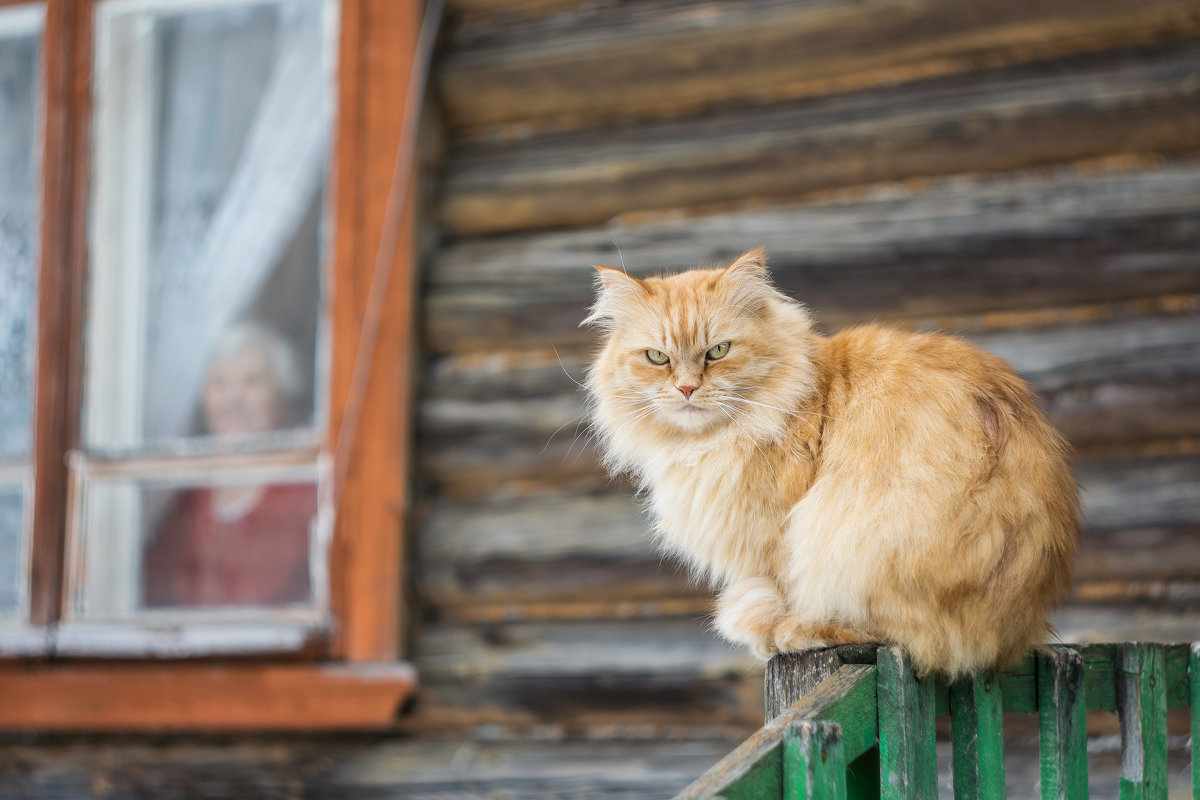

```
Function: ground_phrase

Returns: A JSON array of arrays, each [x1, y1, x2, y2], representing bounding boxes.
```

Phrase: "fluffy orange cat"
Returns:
[[585, 249, 1079, 677]]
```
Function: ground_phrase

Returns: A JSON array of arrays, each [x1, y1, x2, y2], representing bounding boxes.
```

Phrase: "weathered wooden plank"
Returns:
[[676, 665, 875, 800], [876, 648, 936, 800], [1191, 643, 1199, 800], [1037, 647, 1089, 800], [439, 0, 1200, 130], [767, 651, 844, 722], [1116, 644, 1168, 799], [440, 43, 1200, 234], [425, 164, 1200, 354], [417, 452, 1200, 611], [784, 721, 848, 800], [950, 672, 1005, 800]]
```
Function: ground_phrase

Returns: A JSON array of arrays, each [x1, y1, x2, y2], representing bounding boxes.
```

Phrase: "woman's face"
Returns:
[[202, 345, 283, 436]]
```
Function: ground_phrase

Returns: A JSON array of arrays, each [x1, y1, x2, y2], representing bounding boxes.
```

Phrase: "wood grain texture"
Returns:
[[0, 662, 416, 730], [876, 648, 936, 800], [425, 164, 1200, 354], [1037, 647, 1088, 800], [784, 721, 848, 800], [440, 43, 1200, 234], [766, 650, 843, 722], [438, 0, 1200, 130], [949, 672, 1005, 800], [328, 0, 420, 662], [29, 0, 91, 628], [1115, 644, 1168, 799]]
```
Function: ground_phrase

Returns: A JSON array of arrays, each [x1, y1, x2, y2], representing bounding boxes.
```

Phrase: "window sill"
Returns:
[[0, 661, 417, 730]]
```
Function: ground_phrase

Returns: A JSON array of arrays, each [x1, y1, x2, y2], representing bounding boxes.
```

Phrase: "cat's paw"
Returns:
[[772, 617, 830, 655], [714, 578, 784, 660]]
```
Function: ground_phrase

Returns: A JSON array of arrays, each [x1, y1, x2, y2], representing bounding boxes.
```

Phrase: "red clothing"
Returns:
[[142, 483, 317, 608]]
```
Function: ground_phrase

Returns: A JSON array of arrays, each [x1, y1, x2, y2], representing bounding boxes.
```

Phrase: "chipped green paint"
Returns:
[[1117, 644, 1167, 800], [877, 648, 937, 800], [950, 671, 1005, 800], [1038, 647, 1088, 800], [785, 721, 848, 800]]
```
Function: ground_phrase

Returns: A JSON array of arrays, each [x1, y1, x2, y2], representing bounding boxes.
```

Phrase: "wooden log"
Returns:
[[415, 452, 1200, 611], [1037, 647, 1089, 800], [1115, 644, 1168, 799], [950, 671, 1006, 800], [439, 0, 1200, 130], [419, 312, 1200, 506], [424, 164, 1200, 354], [440, 42, 1200, 235]]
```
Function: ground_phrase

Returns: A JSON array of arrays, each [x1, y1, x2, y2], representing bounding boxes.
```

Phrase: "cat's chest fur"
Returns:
[[642, 441, 790, 587]]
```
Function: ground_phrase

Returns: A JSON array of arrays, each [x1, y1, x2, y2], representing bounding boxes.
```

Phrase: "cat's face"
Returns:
[[587, 250, 810, 437]]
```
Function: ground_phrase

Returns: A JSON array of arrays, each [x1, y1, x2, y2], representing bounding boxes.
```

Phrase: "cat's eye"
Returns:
[[706, 342, 731, 361], [646, 349, 670, 365]]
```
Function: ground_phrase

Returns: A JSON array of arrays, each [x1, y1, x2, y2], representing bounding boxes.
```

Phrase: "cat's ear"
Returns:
[[721, 249, 774, 312], [722, 249, 769, 284], [582, 265, 647, 328]]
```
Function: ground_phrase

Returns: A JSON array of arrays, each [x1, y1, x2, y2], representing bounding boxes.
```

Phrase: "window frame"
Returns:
[[0, 0, 419, 728]]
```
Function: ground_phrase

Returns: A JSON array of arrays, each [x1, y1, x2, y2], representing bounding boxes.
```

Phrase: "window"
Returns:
[[61, 0, 333, 655], [0, 0, 421, 729], [0, 2, 42, 636]]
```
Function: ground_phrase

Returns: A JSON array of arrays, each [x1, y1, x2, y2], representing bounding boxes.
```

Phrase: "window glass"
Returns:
[[70, 469, 318, 617], [0, 5, 43, 621], [85, 0, 329, 453]]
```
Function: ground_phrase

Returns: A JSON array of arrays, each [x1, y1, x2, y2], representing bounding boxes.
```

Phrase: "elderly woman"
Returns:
[[141, 322, 317, 608]]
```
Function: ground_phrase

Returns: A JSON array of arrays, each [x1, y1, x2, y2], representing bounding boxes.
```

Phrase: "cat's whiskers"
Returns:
[[721, 394, 821, 437], [723, 391, 843, 423]]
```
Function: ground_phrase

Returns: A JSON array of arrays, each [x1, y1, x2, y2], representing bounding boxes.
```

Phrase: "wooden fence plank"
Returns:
[[440, 42, 1200, 235], [950, 671, 1006, 799], [1038, 647, 1089, 800], [1191, 643, 1199, 800], [785, 721, 848, 800], [439, 0, 1200, 130], [876, 648, 937, 800], [1116, 643, 1168, 799]]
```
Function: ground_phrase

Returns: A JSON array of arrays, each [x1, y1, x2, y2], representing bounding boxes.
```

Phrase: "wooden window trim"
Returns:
[[1, 0, 420, 728]]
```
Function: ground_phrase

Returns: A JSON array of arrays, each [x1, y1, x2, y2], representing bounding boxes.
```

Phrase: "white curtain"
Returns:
[[142, 0, 328, 442]]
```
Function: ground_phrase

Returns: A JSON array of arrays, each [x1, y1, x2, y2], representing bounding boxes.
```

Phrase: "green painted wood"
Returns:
[[785, 721, 848, 800], [1191, 644, 1199, 800], [1163, 643, 1190, 709], [678, 665, 876, 800], [845, 747, 881, 800], [1117, 644, 1168, 800], [1038, 647, 1088, 800], [950, 671, 1006, 800], [877, 648, 937, 800], [999, 652, 1038, 713]]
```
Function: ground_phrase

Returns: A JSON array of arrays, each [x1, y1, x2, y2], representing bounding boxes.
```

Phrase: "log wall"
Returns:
[[408, 0, 1200, 739]]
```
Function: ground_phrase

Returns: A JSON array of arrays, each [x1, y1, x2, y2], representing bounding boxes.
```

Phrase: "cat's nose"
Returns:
[[677, 385, 697, 400]]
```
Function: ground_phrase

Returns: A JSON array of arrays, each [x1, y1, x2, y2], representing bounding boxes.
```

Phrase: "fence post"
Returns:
[[1116, 643, 1167, 799], [785, 720, 848, 800], [950, 670, 1005, 799], [877, 647, 937, 800], [1037, 646, 1088, 800]]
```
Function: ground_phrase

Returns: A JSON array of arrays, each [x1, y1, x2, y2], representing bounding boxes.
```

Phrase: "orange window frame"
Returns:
[[0, 0, 420, 729]]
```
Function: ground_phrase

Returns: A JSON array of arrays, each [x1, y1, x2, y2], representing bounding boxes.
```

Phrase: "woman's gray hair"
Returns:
[[207, 321, 302, 404]]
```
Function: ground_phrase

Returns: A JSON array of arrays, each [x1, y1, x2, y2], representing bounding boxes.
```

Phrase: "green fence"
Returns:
[[676, 643, 1196, 799]]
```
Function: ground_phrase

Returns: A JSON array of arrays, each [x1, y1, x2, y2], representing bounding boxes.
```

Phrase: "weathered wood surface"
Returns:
[[415, 452, 1200, 612], [439, 42, 1200, 234], [1037, 647, 1089, 800], [439, 0, 1200, 131], [1115, 644, 1168, 799], [409, 618, 765, 731], [425, 163, 1200, 354], [949, 671, 1006, 800], [877, 648, 937, 800]]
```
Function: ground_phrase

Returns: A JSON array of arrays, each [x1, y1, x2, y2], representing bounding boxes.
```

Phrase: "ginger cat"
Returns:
[[585, 249, 1079, 677]]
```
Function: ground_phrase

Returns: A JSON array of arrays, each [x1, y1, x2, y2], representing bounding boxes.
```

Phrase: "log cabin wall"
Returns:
[[409, 0, 1200, 740]]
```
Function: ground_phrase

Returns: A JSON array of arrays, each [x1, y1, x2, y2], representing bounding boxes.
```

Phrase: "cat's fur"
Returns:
[[584, 249, 1079, 677]]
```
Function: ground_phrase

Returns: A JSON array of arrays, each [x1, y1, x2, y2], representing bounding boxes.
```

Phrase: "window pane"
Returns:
[[70, 469, 319, 618], [0, 485, 26, 616], [0, 5, 43, 622], [0, 7, 42, 461], [86, 0, 330, 452]]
